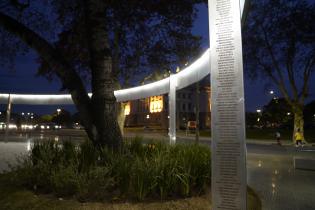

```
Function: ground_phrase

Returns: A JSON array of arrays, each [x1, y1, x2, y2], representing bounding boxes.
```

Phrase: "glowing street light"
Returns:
[[57, 108, 61, 115], [269, 90, 274, 95], [256, 109, 262, 113], [21, 112, 24, 116], [287, 112, 291, 116]]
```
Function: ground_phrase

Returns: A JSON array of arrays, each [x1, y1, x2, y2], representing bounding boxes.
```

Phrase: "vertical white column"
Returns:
[[209, 0, 247, 209], [5, 94, 12, 141], [169, 74, 177, 144]]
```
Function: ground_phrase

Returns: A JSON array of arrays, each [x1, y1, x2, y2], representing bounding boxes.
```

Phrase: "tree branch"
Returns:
[[254, 54, 294, 107], [0, 11, 93, 129], [286, 37, 299, 99], [259, 22, 288, 92], [300, 51, 315, 102]]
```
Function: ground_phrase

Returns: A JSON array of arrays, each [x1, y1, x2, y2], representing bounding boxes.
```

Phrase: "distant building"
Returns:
[[124, 78, 211, 129]]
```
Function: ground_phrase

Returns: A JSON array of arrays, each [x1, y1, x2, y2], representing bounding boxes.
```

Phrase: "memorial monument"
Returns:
[[209, 0, 247, 209]]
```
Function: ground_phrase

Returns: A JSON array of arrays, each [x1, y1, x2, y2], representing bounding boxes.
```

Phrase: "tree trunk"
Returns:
[[85, 0, 122, 150], [292, 105, 305, 143], [117, 103, 126, 135], [195, 81, 200, 144]]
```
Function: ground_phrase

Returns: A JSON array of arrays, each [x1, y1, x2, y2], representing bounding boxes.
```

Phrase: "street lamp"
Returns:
[[256, 109, 262, 124], [269, 90, 274, 95], [21, 112, 24, 116], [57, 109, 61, 115]]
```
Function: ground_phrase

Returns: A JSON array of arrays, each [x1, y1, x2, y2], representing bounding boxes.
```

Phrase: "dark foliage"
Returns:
[[10, 138, 211, 201]]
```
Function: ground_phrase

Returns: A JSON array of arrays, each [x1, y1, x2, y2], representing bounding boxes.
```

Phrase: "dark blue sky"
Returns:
[[0, 4, 314, 115]]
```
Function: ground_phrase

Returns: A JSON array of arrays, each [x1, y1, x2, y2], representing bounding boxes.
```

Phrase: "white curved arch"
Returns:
[[114, 49, 210, 102], [0, 0, 248, 105], [0, 49, 210, 104]]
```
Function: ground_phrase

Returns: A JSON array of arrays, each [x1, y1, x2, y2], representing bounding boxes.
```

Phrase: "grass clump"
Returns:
[[8, 138, 211, 202]]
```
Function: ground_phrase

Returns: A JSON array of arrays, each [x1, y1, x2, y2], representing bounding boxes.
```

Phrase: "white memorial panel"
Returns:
[[209, 0, 247, 209]]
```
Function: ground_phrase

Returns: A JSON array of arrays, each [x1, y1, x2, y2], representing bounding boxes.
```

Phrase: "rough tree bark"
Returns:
[[292, 104, 305, 142], [117, 103, 126, 135], [85, 0, 122, 149]]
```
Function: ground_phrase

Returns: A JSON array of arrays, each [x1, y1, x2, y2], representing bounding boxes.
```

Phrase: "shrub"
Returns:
[[78, 140, 98, 173], [78, 166, 115, 201], [52, 165, 79, 197], [151, 149, 178, 199], [10, 138, 211, 202], [129, 157, 154, 200]]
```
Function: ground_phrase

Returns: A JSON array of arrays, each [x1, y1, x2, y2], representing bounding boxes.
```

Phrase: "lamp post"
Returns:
[[256, 109, 262, 127]]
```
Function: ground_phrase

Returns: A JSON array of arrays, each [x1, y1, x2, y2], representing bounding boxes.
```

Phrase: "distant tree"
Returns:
[[262, 98, 292, 128], [304, 100, 315, 128], [0, 1, 205, 149], [246, 112, 260, 128], [52, 109, 72, 126], [40, 115, 53, 123], [72, 112, 81, 124], [243, 0, 315, 141]]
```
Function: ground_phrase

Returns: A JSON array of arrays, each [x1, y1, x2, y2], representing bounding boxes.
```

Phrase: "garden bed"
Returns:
[[0, 138, 261, 209]]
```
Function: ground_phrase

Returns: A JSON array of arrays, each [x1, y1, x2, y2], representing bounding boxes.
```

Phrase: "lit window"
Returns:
[[124, 102, 131, 116], [150, 96, 163, 113]]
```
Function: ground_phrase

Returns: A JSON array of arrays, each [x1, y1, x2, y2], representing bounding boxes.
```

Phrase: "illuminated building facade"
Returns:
[[124, 77, 211, 129]]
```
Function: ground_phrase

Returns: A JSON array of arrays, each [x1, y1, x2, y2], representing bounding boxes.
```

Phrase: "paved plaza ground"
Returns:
[[1, 131, 315, 210]]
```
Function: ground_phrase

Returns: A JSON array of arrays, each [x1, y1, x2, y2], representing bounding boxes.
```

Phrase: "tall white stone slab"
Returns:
[[209, 0, 247, 209], [169, 74, 177, 144]]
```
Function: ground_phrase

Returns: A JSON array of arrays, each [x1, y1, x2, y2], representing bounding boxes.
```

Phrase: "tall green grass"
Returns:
[[10, 138, 211, 201]]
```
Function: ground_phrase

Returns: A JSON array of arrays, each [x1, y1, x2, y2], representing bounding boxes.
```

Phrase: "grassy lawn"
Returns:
[[0, 173, 261, 210]]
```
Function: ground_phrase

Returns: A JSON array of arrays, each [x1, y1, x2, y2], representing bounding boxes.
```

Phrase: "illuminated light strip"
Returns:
[[114, 49, 210, 102], [0, 93, 92, 105], [0, 50, 210, 104], [0, 0, 247, 105]]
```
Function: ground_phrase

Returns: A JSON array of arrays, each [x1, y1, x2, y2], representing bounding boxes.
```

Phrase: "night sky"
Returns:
[[0, 4, 314, 115]]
